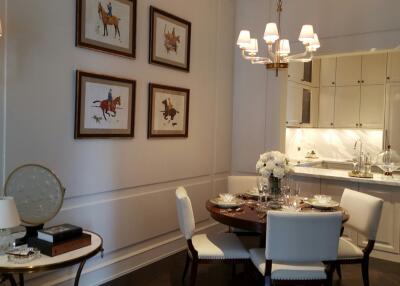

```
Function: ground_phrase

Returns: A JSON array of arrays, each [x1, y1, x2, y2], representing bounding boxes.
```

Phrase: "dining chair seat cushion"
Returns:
[[337, 237, 364, 260], [249, 248, 327, 280], [192, 233, 250, 260]]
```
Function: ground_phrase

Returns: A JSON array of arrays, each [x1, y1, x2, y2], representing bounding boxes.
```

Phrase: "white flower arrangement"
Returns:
[[256, 151, 291, 179]]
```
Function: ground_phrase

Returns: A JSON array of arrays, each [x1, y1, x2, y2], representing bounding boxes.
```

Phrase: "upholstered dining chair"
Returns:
[[227, 175, 257, 194], [249, 211, 342, 286], [175, 187, 250, 286], [335, 188, 383, 286]]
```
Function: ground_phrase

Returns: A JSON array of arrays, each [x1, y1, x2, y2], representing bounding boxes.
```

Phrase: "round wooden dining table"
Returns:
[[206, 199, 350, 235]]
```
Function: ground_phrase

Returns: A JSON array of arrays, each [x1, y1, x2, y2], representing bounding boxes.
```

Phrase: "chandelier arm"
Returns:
[[286, 49, 309, 60], [251, 58, 273, 64], [241, 50, 273, 62]]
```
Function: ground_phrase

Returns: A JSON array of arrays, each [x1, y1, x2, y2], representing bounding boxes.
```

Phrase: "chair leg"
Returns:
[[362, 259, 370, 286], [189, 258, 198, 286], [264, 275, 272, 286], [231, 263, 236, 277], [182, 252, 190, 282], [336, 263, 342, 279]]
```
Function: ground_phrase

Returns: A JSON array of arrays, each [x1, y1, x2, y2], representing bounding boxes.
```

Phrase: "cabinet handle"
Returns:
[[360, 123, 363, 127], [330, 123, 334, 126], [387, 76, 390, 80], [331, 81, 335, 85], [286, 121, 288, 124], [356, 123, 359, 127], [361, 80, 365, 83], [288, 75, 291, 78], [357, 80, 361, 84]]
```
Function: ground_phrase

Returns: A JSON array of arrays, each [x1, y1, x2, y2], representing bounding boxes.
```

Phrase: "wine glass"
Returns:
[[256, 176, 265, 205], [281, 176, 291, 206]]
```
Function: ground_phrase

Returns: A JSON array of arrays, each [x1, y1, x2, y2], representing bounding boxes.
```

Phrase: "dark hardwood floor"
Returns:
[[102, 250, 400, 286]]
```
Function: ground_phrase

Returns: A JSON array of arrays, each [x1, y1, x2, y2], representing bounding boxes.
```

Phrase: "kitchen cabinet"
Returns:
[[318, 87, 335, 128], [291, 176, 320, 198], [286, 82, 318, 127], [385, 83, 400, 151], [387, 51, 400, 82], [286, 82, 303, 126], [336, 55, 362, 86], [357, 184, 400, 254], [334, 86, 360, 128], [359, 85, 385, 129], [288, 61, 304, 83], [362, 53, 387, 85], [320, 57, 337, 87], [288, 60, 320, 87]]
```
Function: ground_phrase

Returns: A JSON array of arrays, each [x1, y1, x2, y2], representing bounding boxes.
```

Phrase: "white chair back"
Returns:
[[175, 187, 195, 240], [265, 211, 342, 263], [340, 188, 383, 240], [227, 175, 257, 194]]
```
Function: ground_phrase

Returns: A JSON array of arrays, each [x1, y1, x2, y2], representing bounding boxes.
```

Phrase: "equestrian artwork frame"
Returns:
[[149, 6, 191, 72], [76, 0, 137, 58], [148, 83, 190, 138], [75, 71, 136, 138]]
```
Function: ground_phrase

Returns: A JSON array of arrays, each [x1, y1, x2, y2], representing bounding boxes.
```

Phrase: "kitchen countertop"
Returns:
[[290, 159, 400, 187]]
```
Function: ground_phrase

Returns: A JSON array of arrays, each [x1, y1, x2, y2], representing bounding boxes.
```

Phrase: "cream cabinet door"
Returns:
[[336, 55, 362, 86], [357, 184, 400, 254], [361, 53, 387, 85], [359, 85, 385, 129], [320, 57, 337, 87], [334, 86, 360, 128], [320, 179, 359, 244], [291, 176, 321, 198], [288, 61, 304, 83], [386, 84, 400, 151], [318, 87, 335, 127], [387, 51, 400, 82], [286, 82, 302, 126]]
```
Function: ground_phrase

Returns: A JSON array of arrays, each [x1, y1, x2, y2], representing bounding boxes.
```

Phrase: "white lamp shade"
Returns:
[[299, 24, 314, 44], [246, 38, 258, 54], [277, 39, 290, 55], [264, 23, 279, 44], [237, 30, 251, 48], [309, 33, 320, 49], [0, 197, 21, 229]]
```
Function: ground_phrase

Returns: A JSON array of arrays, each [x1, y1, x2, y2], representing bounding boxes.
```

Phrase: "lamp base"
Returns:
[[15, 224, 44, 246], [266, 62, 288, 69], [0, 229, 12, 254]]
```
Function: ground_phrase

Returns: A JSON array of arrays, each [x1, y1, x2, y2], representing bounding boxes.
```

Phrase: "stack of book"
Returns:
[[28, 224, 91, 257]]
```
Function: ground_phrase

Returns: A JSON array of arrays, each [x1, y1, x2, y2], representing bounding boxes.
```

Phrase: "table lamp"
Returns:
[[0, 197, 21, 254]]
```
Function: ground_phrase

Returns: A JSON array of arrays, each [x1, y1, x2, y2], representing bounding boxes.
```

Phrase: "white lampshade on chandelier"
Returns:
[[236, 0, 320, 74]]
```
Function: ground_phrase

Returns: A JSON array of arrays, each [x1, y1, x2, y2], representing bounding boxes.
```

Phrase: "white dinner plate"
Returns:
[[210, 197, 245, 209], [305, 198, 340, 209]]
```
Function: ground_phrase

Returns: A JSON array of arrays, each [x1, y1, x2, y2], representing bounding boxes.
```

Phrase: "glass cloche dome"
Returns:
[[375, 146, 400, 176]]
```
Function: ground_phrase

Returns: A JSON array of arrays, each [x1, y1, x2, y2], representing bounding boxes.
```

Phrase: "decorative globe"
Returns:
[[375, 147, 400, 176]]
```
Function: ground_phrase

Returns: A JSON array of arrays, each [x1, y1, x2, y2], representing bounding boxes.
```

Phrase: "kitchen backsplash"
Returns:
[[285, 128, 383, 161]]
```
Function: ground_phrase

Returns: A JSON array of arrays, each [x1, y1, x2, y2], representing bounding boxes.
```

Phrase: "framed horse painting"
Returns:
[[148, 83, 190, 138], [75, 71, 136, 138], [149, 6, 191, 72], [76, 0, 137, 58]]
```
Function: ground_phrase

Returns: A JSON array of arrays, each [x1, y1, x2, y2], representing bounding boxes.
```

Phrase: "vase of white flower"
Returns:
[[256, 151, 291, 209]]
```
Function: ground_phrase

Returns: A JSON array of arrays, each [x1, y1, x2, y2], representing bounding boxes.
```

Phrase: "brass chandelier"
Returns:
[[236, 0, 320, 73]]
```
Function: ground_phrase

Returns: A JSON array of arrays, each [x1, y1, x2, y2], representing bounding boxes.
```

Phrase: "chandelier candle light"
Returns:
[[236, 0, 320, 75]]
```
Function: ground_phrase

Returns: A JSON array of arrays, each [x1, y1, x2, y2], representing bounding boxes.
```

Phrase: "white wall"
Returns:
[[232, 0, 400, 174], [1, 0, 235, 285]]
